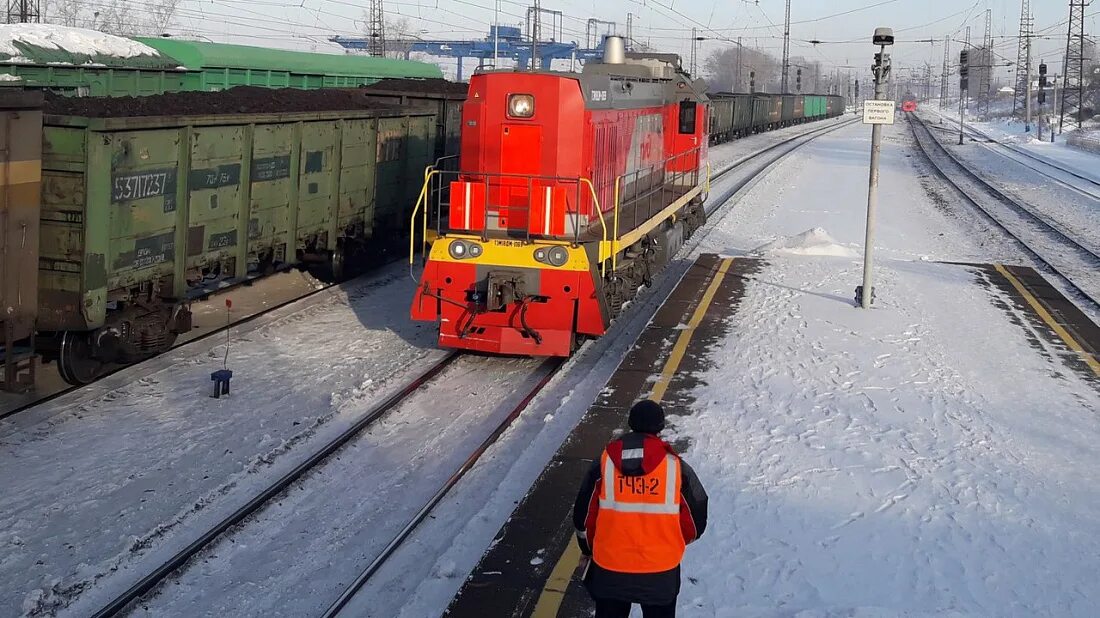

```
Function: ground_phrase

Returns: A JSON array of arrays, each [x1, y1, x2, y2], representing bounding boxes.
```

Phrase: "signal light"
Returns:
[[1039, 62, 1047, 76]]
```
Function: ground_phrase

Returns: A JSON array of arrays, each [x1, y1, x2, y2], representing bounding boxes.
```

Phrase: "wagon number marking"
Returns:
[[113, 172, 169, 202]]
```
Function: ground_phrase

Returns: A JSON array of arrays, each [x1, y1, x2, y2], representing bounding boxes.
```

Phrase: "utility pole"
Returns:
[[367, 0, 385, 57], [858, 27, 894, 310], [1025, 35, 1033, 132], [1059, 0, 1090, 132], [736, 36, 743, 92], [979, 8, 993, 116], [940, 35, 951, 110], [1012, 0, 1032, 119], [531, 0, 540, 70], [5, 0, 39, 23], [493, 0, 500, 65], [626, 12, 633, 50], [781, 0, 792, 92], [690, 27, 697, 76]]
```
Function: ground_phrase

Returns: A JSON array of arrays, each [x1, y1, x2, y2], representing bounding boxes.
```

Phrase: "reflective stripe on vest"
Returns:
[[598, 455, 679, 514], [592, 448, 686, 573]]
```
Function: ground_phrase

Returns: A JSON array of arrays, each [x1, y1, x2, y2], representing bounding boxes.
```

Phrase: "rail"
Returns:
[[88, 352, 462, 618]]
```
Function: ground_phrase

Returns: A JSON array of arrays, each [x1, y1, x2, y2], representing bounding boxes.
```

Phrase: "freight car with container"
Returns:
[[410, 40, 846, 357]]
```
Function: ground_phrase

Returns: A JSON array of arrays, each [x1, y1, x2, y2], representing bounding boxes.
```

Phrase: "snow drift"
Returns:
[[751, 227, 858, 258]]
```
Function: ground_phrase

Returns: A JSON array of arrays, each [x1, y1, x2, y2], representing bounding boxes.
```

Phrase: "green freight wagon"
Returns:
[[136, 38, 443, 92], [38, 92, 436, 384], [0, 25, 443, 97]]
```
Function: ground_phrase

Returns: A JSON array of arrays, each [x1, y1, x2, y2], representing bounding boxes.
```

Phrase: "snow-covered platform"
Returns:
[[447, 250, 1100, 617]]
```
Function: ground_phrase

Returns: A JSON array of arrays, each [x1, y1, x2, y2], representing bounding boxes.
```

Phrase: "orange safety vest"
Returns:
[[592, 448, 685, 573]]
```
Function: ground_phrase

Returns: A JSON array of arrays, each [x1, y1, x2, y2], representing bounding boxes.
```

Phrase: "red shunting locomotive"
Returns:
[[410, 37, 710, 356]]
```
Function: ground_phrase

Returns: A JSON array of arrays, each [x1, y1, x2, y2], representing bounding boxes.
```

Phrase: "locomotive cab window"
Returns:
[[678, 100, 697, 134]]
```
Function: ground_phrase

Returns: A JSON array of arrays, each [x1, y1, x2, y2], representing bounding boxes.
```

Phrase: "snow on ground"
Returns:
[[0, 25, 160, 61], [668, 121, 1100, 616], [932, 107, 1100, 183], [0, 263, 438, 617], [99, 355, 548, 617]]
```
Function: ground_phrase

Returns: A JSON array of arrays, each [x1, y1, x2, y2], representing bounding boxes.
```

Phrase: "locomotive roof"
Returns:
[[473, 62, 708, 111]]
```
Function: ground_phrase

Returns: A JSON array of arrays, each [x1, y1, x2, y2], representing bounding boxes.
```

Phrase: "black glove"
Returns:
[[575, 529, 592, 556]]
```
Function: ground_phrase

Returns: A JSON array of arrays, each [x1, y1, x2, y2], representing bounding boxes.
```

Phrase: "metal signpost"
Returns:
[[857, 27, 894, 309]]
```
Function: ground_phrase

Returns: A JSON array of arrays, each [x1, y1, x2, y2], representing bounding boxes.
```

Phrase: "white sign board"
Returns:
[[862, 100, 896, 125]]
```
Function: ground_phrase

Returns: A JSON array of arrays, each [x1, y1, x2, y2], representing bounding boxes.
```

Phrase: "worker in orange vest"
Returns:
[[572, 400, 709, 617]]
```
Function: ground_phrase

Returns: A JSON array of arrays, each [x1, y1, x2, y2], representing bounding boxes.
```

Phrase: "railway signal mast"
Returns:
[[857, 27, 894, 310], [1038, 61, 1049, 140], [960, 46, 969, 144]]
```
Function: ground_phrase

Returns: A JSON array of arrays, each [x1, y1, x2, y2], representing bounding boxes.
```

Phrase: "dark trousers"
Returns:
[[594, 598, 676, 618]]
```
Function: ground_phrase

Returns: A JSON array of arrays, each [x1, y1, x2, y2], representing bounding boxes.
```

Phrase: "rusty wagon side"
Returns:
[[0, 89, 43, 392]]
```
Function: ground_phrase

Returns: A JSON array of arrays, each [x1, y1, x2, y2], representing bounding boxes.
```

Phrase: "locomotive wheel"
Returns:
[[58, 331, 106, 386]]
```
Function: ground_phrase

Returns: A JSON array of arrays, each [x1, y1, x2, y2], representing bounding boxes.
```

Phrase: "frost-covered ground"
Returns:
[[933, 107, 1100, 184], [669, 121, 1100, 616], [1, 263, 441, 616]]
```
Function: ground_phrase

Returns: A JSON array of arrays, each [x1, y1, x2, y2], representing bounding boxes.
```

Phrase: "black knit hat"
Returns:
[[628, 400, 666, 434]]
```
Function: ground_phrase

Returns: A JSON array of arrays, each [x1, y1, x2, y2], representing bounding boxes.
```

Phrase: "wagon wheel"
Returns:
[[58, 331, 105, 386]]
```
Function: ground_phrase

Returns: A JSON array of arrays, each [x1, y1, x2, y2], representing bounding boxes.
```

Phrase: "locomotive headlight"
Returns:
[[533, 248, 548, 263], [507, 94, 535, 118], [547, 246, 569, 267], [449, 240, 482, 260]]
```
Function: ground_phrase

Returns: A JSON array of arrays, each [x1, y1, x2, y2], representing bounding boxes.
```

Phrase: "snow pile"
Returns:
[[0, 73, 21, 81], [0, 24, 159, 61], [750, 227, 858, 257]]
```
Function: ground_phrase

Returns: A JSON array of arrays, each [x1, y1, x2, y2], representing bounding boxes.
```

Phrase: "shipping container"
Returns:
[[0, 89, 43, 391], [38, 99, 436, 383]]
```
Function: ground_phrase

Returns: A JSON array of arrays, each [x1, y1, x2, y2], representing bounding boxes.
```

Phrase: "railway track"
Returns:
[[909, 113, 1100, 310], [86, 352, 560, 617], [928, 114, 1100, 202], [70, 117, 857, 617]]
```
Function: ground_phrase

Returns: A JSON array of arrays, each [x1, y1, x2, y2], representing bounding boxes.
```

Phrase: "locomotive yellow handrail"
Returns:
[[409, 166, 440, 266], [578, 177, 608, 277]]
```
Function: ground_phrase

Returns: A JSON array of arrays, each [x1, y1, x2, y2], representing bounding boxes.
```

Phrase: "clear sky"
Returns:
[[170, 0, 1093, 78]]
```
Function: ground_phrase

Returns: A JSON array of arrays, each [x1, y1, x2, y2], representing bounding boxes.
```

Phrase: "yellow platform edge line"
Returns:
[[530, 256, 734, 618], [993, 264, 1100, 378]]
